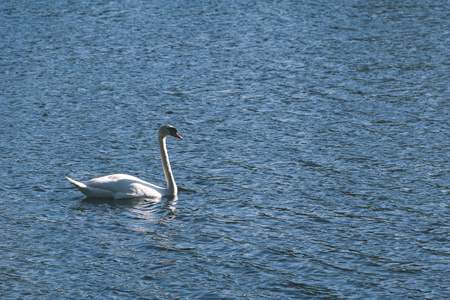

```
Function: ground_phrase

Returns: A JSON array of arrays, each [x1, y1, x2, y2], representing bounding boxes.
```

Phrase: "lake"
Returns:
[[1, 0, 449, 298]]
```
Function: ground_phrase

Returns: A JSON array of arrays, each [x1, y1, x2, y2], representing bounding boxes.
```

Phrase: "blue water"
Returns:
[[1, 0, 449, 298]]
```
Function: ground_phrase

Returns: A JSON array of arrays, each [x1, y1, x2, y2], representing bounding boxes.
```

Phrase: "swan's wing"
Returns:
[[67, 176, 115, 198], [88, 174, 165, 198], [68, 174, 166, 199]]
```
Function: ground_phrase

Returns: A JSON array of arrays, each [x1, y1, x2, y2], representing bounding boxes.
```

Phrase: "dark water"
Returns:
[[1, 0, 449, 298]]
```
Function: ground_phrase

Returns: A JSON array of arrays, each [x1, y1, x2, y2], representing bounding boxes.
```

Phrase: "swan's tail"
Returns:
[[66, 177, 87, 189]]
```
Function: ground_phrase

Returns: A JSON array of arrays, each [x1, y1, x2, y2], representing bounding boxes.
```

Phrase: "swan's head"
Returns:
[[159, 125, 182, 139]]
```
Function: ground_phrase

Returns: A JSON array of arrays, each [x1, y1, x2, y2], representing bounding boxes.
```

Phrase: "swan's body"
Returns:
[[67, 125, 182, 199]]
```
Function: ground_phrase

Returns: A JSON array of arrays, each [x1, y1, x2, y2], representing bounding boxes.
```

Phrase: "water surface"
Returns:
[[1, 0, 449, 298]]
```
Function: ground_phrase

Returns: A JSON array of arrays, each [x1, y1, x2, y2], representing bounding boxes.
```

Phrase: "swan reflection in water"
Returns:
[[128, 196, 178, 223], [80, 196, 179, 225]]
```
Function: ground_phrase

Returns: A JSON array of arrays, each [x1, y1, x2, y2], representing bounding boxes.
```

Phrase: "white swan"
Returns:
[[67, 125, 182, 199]]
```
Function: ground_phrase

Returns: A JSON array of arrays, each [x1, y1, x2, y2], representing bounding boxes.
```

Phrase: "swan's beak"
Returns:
[[172, 132, 182, 139]]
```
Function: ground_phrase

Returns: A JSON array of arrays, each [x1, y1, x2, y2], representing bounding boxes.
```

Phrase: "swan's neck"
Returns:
[[158, 135, 177, 195]]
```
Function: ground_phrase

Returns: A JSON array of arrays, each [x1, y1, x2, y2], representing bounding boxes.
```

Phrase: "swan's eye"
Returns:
[[168, 128, 182, 139]]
